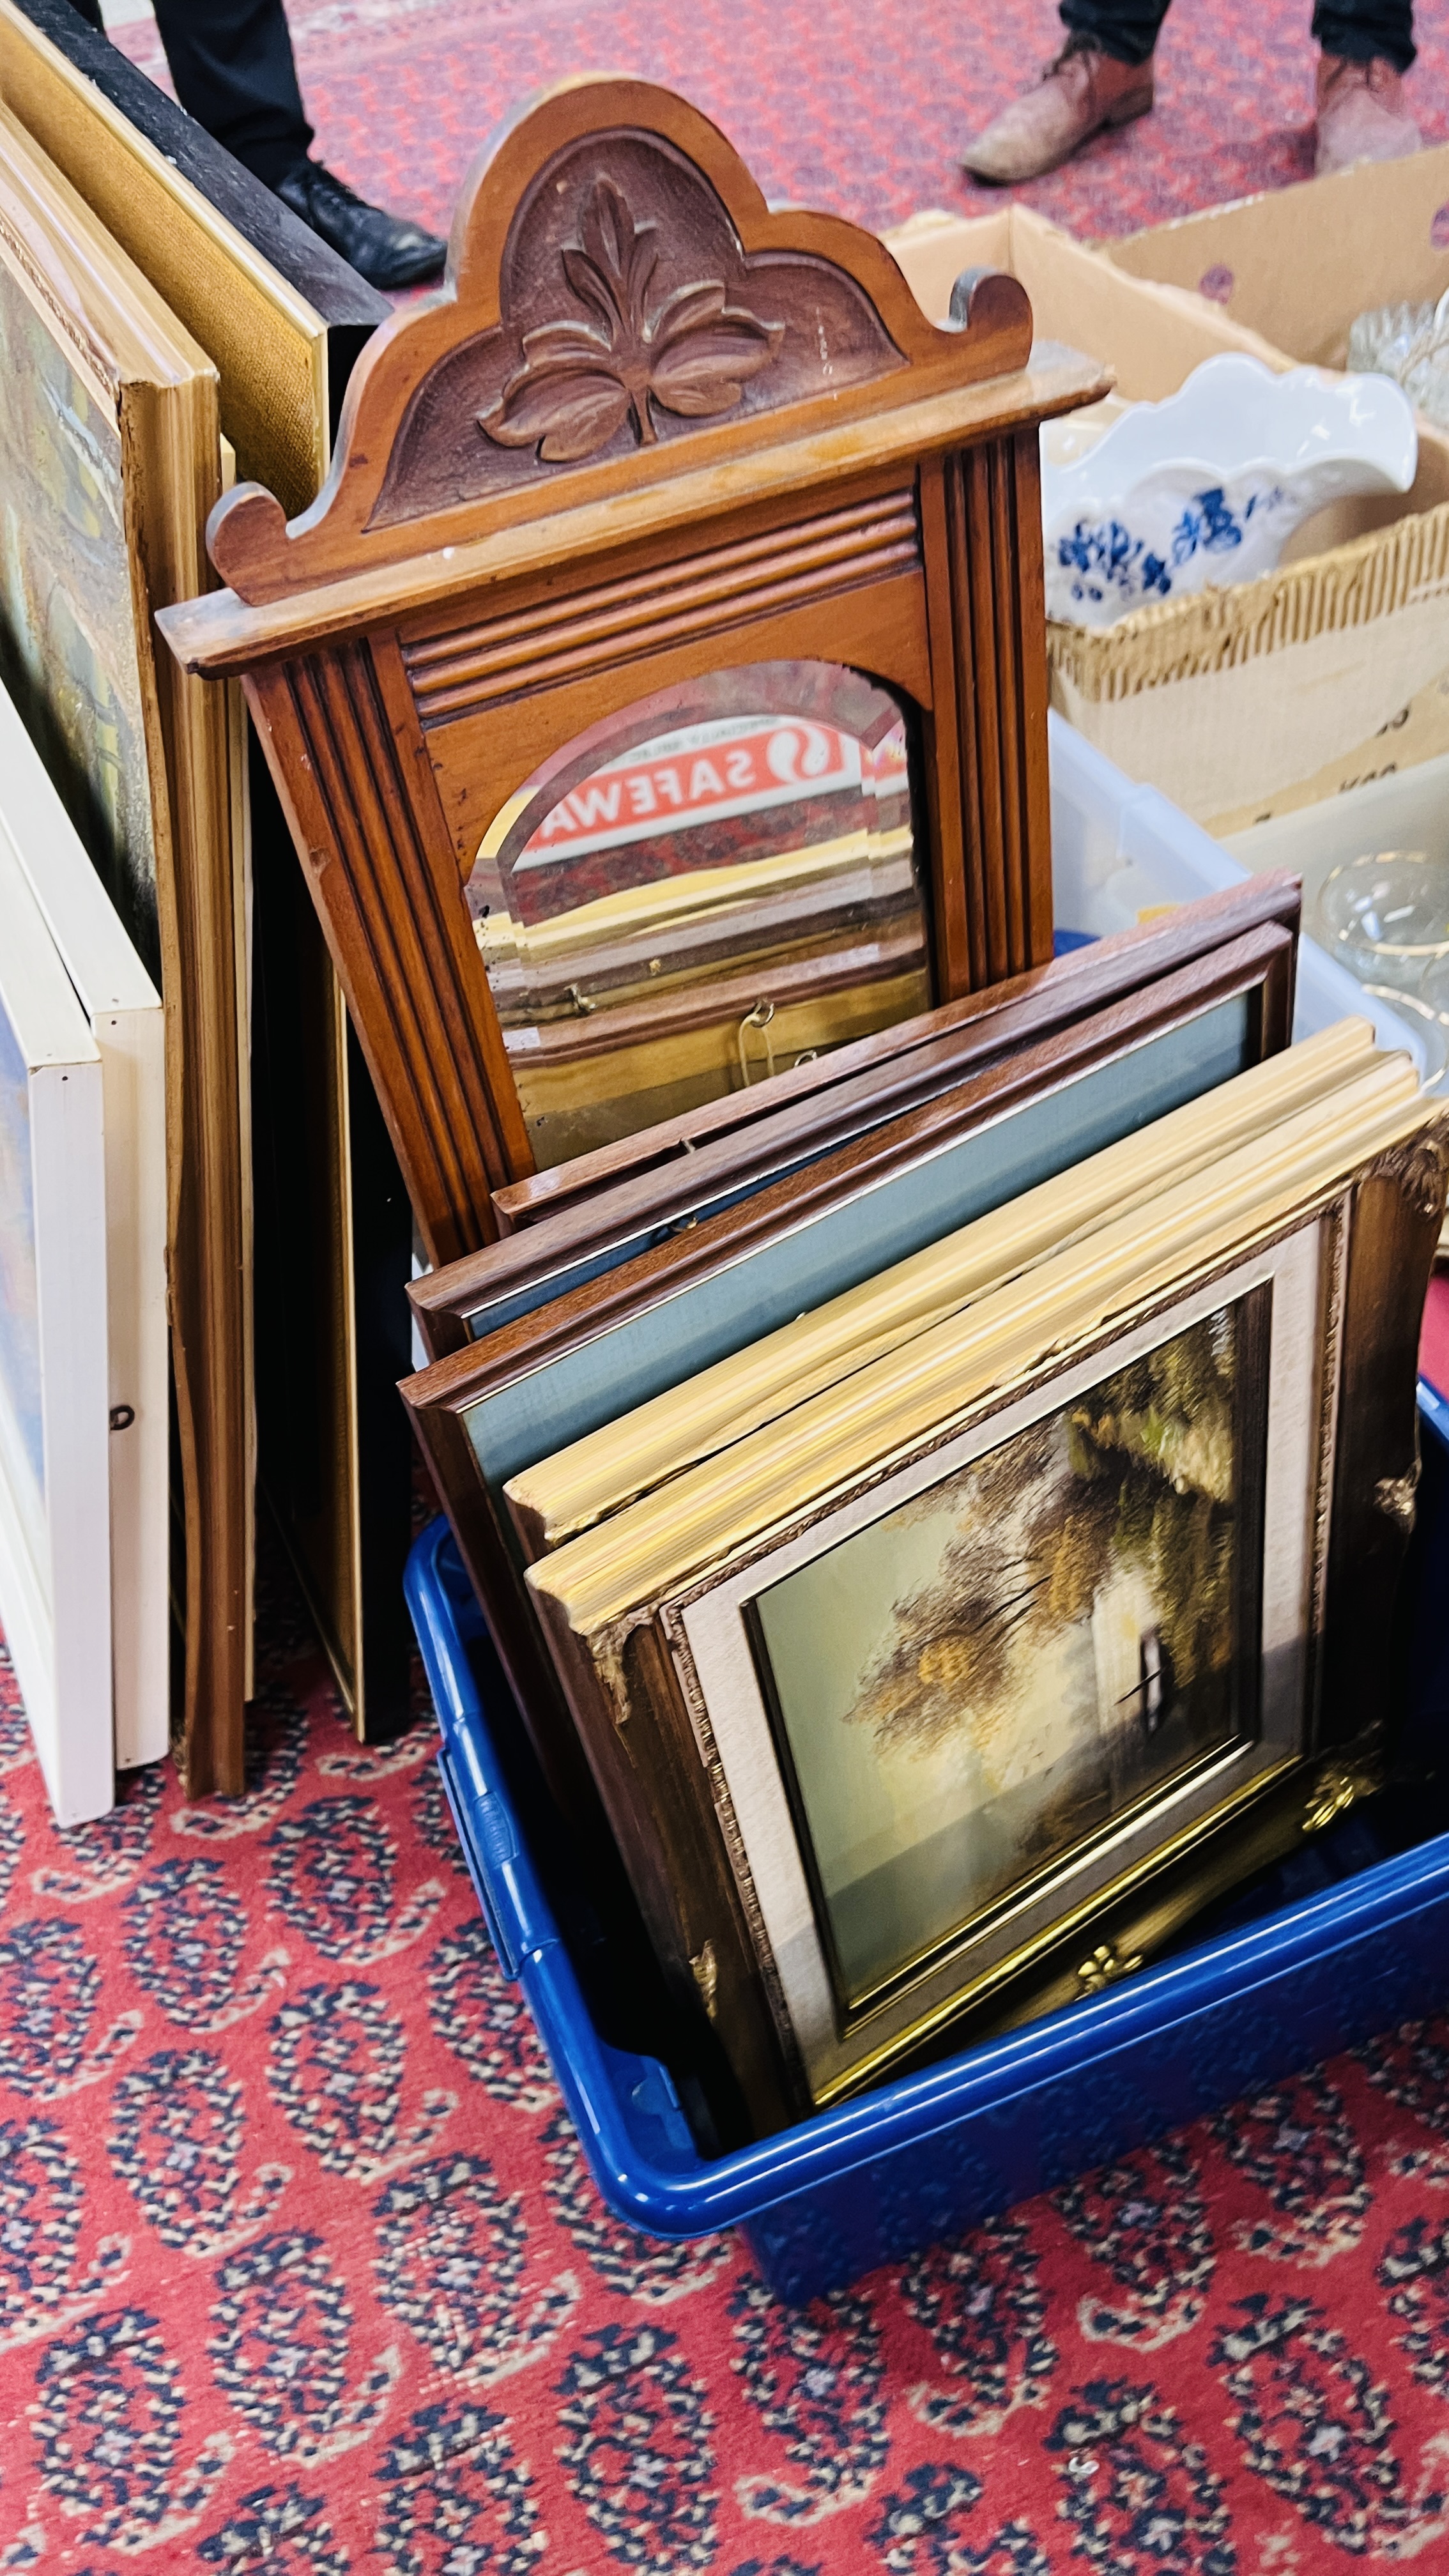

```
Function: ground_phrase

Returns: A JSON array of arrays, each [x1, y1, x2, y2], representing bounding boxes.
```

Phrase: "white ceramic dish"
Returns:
[[1040, 353, 1417, 629]]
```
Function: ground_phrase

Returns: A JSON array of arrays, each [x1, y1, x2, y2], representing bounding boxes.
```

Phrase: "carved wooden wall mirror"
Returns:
[[159, 77, 1108, 1266]]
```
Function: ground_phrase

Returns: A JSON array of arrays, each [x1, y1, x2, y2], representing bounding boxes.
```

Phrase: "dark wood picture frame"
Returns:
[[487, 885, 1299, 1238], [412, 877, 1301, 1359], [158, 76, 1109, 1270], [399, 902, 1302, 1832]]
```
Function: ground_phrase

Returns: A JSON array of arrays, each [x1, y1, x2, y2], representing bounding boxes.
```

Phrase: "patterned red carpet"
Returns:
[[110, 0, 1449, 244], [7, 12, 1448, 2568], [3, 1537, 1449, 2573]]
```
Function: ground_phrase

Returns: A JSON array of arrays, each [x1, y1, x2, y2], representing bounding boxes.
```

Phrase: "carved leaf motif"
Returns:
[[480, 176, 783, 464]]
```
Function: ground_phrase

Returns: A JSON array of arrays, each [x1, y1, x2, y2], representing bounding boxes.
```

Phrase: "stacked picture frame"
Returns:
[[0, 0, 411, 1774], [400, 880, 1302, 1809], [401, 910, 1445, 2131]]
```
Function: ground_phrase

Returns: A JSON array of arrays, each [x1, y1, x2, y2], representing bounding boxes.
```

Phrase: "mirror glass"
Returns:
[[467, 663, 930, 1167]]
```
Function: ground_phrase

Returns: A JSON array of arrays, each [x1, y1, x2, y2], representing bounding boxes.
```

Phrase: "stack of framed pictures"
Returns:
[[0, 0, 410, 1774], [0, 95, 238, 1784], [402, 882, 1447, 2138], [0, 680, 165, 1821], [404, 880, 1301, 1798]]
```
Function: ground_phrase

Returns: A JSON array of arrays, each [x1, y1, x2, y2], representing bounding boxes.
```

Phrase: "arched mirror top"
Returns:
[[198, 77, 1041, 608]]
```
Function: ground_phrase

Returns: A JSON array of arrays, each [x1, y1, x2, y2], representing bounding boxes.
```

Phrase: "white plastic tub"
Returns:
[[1050, 712, 1431, 1076]]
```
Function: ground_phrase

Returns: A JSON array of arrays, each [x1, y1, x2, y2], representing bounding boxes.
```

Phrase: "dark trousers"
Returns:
[[1061, 0, 1414, 70], [66, 0, 311, 182]]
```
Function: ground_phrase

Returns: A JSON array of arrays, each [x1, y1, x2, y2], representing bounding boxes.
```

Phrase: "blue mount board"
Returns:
[[407, 1398, 1449, 2305]]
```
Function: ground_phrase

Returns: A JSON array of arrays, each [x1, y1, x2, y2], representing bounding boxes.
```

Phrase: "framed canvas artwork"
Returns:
[[0, 679, 166, 1775], [0, 822, 112, 1824]]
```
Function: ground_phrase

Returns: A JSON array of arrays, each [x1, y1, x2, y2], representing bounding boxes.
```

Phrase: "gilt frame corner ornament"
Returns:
[[157, 76, 1110, 1271]]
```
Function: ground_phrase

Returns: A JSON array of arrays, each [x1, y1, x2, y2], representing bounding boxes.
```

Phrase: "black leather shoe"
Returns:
[[275, 160, 446, 290]]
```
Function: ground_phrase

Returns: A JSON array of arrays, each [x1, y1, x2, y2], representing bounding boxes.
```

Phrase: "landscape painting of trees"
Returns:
[[751, 1304, 1249, 2008]]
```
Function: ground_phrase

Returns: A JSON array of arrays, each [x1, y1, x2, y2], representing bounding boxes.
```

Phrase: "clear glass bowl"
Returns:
[[1314, 849, 1449, 992]]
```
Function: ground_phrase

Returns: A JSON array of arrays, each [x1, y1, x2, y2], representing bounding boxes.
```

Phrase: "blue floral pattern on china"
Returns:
[[1055, 482, 1287, 616], [1038, 353, 1418, 629]]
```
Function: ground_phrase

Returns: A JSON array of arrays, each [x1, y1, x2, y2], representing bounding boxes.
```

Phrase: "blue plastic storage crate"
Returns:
[[406, 1395, 1449, 2305]]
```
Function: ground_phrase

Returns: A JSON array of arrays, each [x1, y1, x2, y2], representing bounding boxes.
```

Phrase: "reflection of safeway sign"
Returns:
[[516, 715, 905, 869]]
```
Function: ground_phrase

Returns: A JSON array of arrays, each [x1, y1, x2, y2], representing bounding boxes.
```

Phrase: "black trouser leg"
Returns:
[[150, 0, 313, 187], [1311, 0, 1415, 69], [65, 0, 105, 31], [1057, 0, 1173, 66]]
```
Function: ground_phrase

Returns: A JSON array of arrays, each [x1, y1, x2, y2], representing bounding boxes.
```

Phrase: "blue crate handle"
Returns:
[[404, 1529, 559, 1980]]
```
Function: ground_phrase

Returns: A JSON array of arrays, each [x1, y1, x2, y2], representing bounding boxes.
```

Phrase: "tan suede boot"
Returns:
[[960, 37, 1155, 185], [1315, 52, 1421, 176]]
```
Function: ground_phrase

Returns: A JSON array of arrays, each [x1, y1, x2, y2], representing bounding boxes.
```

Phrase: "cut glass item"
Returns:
[[0, 680, 166, 1777], [1348, 290, 1449, 433], [1418, 951, 1449, 1023], [1312, 849, 1449, 992], [1039, 353, 1417, 628], [0, 822, 112, 1825], [468, 664, 928, 1167]]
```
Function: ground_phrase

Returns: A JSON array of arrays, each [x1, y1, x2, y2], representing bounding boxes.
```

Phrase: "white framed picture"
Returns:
[[0, 682, 167, 1802], [0, 829, 112, 1820]]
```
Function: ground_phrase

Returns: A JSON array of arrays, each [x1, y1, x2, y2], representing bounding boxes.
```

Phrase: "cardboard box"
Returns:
[[1105, 142, 1449, 372], [885, 200, 1449, 833]]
